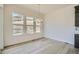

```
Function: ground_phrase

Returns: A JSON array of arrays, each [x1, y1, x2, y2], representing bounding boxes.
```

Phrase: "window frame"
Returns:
[[12, 12, 42, 36], [12, 13, 24, 36]]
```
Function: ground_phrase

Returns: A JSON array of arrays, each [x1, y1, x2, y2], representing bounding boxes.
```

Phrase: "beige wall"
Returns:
[[0, 5, 4, 49], [44, 5, 76, 45], [4, 4, 44, 46]]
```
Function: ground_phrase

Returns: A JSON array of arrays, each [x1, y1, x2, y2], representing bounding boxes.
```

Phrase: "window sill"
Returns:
[[12, 33, 41, 37]]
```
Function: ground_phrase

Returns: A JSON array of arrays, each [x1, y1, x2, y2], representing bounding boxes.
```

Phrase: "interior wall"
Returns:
[[0, 5, 4, 49], [4, 4, 44, 46], [44, 5, 76, 45]]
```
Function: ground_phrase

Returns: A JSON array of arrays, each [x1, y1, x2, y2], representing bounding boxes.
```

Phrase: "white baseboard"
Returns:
[[44, 36, 74, 45]]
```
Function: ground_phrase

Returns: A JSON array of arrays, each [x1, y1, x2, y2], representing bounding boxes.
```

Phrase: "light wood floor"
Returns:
[[2, 38, 79, 54]]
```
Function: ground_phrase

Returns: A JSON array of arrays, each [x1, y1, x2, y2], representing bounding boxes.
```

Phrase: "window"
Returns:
[[12, 12, 42, 36], [26, 16, 34, 34], [35, 18, 41, 33], [12, 12, 24, 36]]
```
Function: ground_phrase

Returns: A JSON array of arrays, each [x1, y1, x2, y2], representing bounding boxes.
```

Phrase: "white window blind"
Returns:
[[12, 12, 42, 36]]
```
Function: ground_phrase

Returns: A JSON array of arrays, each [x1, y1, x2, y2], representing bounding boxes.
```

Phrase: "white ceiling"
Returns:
[[20, 4, 73, 15]]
